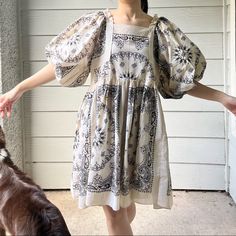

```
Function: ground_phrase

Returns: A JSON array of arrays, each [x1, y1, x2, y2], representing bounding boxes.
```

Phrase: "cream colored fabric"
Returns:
[[154, 16, 207, 99], [45, 9, 206, 211]]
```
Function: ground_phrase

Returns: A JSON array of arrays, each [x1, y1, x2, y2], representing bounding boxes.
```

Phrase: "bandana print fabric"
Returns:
[[45, 9, 206, 211]]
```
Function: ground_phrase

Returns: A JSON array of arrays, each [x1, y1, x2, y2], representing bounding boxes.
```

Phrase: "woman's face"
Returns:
[[119, 0, 140, 5]]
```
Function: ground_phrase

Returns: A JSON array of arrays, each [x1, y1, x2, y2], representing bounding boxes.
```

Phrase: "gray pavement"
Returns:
[[45, 190, 236, 235]]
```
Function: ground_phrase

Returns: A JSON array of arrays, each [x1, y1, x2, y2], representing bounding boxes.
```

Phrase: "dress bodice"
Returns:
[[45, 8, 206, 99]]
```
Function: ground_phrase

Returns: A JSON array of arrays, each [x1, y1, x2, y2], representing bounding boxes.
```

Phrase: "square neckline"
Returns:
[[105, 8, 158, 29]]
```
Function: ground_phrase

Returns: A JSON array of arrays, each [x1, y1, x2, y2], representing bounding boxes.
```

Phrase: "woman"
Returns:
[[0, 0, 236, 235]]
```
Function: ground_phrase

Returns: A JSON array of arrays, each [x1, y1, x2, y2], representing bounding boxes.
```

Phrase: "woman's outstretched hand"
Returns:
[[186, 82, 236, 116], [0, 64, 57, 119], [222, 94, 236, 116], [0, 86, 23, 119]]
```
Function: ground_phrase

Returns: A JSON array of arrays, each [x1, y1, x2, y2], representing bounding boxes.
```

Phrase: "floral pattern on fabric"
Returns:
[[153, 17, 207, 99], [45, 11, 106, 87], [45, 9, 207, 211], [72, 84, 157, 197]]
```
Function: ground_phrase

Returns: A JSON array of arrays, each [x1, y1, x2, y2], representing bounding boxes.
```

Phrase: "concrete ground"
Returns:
[[45, 190, 236, 236]]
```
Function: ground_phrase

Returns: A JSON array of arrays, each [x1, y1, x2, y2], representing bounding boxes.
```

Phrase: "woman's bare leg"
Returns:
[[126, 202, 136, 224], [102, 205, 133, 235]]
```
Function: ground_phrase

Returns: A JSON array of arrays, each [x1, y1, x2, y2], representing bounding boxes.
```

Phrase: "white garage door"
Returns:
[[20, 0, 227, 190]]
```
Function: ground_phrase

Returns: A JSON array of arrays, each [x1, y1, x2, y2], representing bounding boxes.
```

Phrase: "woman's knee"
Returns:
[[127, 202, 136, 223], [102, 205, 128, 223], [127, 202, 136, 213]]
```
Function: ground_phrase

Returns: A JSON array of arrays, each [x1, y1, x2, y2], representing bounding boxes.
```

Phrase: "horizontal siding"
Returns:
[[20, 0, 226, 190], [26, 162, 225, 190], [23, 62, 91, 87], [29, 163, 72, 189], [170, 164, 225, 190], [227, 32, 231, 59], [226, 1, 230, 32], [226, 0, 236, 203], [160, 88, 224, 111], [22, 34, 223, 61], [24, 86, 224, 112], [165, 112, 224, 138], [20, 0, 223, 9], [26, 137, 225, 164], [168, 138, 225, 164], [23, 60, 224, 86], [21, 7, 223, 35], [24, 111, 225, 138]]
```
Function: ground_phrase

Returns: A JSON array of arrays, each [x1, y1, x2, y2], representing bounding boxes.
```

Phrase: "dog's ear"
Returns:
[[0, 125, 6, 148]]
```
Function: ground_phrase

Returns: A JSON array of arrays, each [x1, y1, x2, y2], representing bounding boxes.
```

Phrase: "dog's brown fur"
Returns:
[[0, 126, 71, 236]]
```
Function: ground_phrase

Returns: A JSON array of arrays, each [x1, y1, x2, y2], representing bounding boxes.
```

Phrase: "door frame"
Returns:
[[228, 0, 236, 202]]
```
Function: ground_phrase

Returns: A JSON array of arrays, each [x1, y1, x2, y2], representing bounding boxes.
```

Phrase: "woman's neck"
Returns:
[[116, 0, 144, 20]]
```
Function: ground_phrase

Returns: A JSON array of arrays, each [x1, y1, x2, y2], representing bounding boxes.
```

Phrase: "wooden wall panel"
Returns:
[[20, 0, 226, 190], [21, 7, 223, 35], [28, 162, 225, 189], [20, 0, 223, 10]]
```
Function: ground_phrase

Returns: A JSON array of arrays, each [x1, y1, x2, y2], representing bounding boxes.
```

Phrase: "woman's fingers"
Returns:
[[6, 104, 11, 118], [0, 99, 12, 119], [0, 89, 20, 119], [0, 97, 7, 109], [6, 105, 10, 118], [1, 109, 6, 119]]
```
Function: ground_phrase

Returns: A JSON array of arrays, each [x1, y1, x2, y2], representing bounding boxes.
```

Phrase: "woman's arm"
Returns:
[[186, 81, 236, 116], [0, 63, 56, 118], [17, 63, 56, 93]]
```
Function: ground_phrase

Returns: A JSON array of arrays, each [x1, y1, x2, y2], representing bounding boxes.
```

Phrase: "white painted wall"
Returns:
[[19, 0, 227, 190], [227, 0, 236, 202]]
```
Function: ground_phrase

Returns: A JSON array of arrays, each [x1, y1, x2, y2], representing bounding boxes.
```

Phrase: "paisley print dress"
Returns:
[[45, 9, 207, 211]]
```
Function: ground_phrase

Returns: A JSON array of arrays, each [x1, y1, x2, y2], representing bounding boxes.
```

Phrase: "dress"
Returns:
[[45, 9, 207, 211]]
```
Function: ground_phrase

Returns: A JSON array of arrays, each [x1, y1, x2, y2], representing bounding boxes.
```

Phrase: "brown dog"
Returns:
[[0, 125, 71, 236]]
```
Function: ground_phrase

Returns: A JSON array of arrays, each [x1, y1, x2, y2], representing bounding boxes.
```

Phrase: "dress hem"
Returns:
[[70, 188, 173, 211]]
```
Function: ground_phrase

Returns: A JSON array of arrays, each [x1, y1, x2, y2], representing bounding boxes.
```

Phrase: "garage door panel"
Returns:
[[28, 163, 72, 189], [22, 34, 223, 61], [168, 138, 225, 164], [21, 0, 222, 10], [24, 87, 89, 112], [26, 137, 225, 164], [23, 60, 224, 87], [165, 112, 224, 138], [25, 86, 224, 112], [25, 137, 74, 162], [170, 164, 225, 190], [21, 7, 222, 35], [26, 163, 225, 190], [24, 112, 77, 137], [25, 112, 224, 138], [21, 0, 226, 191], [23, 62, 92, 87]]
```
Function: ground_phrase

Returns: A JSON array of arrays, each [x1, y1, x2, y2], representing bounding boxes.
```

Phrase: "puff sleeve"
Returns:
[[153, 17, 207, 99], [45, 11, 106, 87]]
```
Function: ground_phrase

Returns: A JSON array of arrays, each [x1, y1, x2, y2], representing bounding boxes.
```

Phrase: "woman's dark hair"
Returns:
[[141, 0, 148, 13]]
